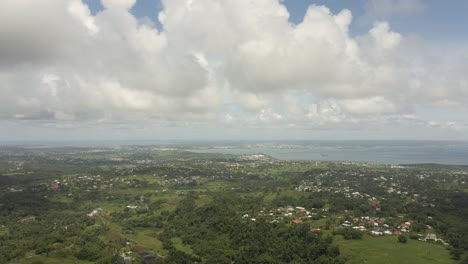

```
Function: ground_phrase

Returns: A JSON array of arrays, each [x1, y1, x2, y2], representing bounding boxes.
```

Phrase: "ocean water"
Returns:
[[2, 140, 468, 165], [188, 141, 468, 165]]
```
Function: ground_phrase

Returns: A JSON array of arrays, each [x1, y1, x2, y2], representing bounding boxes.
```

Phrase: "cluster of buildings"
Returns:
[[337, 217, 394, 236], [242, 205, 325, 225], [6, 160, 24, 172], [156, 175, 200, 186]]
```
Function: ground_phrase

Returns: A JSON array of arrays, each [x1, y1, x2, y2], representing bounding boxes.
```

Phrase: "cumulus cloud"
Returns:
[[0, 0, 466, 136]]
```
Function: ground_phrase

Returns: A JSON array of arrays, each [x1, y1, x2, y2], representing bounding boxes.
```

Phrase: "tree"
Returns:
[[449, 247, 463, 260], [74, 243, 101, 261], [411, 222, 427, 232], [398, 235, 408, 244]]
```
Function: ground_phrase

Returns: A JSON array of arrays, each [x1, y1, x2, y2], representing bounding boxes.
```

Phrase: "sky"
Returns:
[[1, 0, 468, 141]]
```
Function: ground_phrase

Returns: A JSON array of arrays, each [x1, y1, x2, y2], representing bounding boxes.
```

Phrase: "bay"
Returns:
[[188, 140, 468, 165]]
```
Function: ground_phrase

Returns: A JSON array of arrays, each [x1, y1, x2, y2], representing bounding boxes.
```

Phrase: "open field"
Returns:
[[335, 235, 456, 264]]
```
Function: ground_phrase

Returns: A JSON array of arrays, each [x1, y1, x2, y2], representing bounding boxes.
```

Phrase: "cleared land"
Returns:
[[335, 235, 456, 264]]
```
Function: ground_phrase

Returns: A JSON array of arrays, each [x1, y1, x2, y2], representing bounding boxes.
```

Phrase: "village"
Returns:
[[0, 147, 466, 263]]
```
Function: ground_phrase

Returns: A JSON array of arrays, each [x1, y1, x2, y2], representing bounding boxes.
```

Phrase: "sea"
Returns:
[[187, 140, 468, 165], [1, 140, 468, 165]]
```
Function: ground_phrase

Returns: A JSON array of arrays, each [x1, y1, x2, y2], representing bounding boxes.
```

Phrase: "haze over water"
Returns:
[[189, 140, 468, 165], [2, 140, 467, 165]]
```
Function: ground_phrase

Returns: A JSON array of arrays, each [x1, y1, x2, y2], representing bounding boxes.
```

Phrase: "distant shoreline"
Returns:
[[1, 140, 468, 166], [0, 139, 467, 147]]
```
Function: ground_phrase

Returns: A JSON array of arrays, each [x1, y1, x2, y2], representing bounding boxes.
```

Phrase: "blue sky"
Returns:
[[0, 0, 467, 141], [84, 0, 468, 43]]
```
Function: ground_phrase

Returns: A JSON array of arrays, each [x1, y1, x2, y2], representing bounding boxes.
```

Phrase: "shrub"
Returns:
[[398, 235, 408, 243]]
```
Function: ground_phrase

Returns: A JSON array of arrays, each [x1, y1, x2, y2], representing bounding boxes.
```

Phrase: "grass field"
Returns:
[[335, 235, 456, 264], [126, 228, 165, 253], [170, 237, 193, 255]]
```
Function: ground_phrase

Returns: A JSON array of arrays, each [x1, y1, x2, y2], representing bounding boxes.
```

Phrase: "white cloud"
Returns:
[[339, 96, 399, 115], [68, 0, 99, 35], [101, 0, 136, 10], [0, 0, 466, 137]]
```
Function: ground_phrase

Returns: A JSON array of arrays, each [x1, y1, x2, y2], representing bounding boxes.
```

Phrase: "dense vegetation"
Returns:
[[0, 146, 466, 263]]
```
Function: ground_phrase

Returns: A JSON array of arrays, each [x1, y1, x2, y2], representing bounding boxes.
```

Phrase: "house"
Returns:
[[19, 216, 35, 223], [292, 219, 302, 224], [398, 220, 411, 229], [50, 182, 60, 191], [87, 208, 101, 217], [138, 251, 159, 264], [394, 230, 402, 235], [114, 256, 132, 264], [124, 256, 132, 264]]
